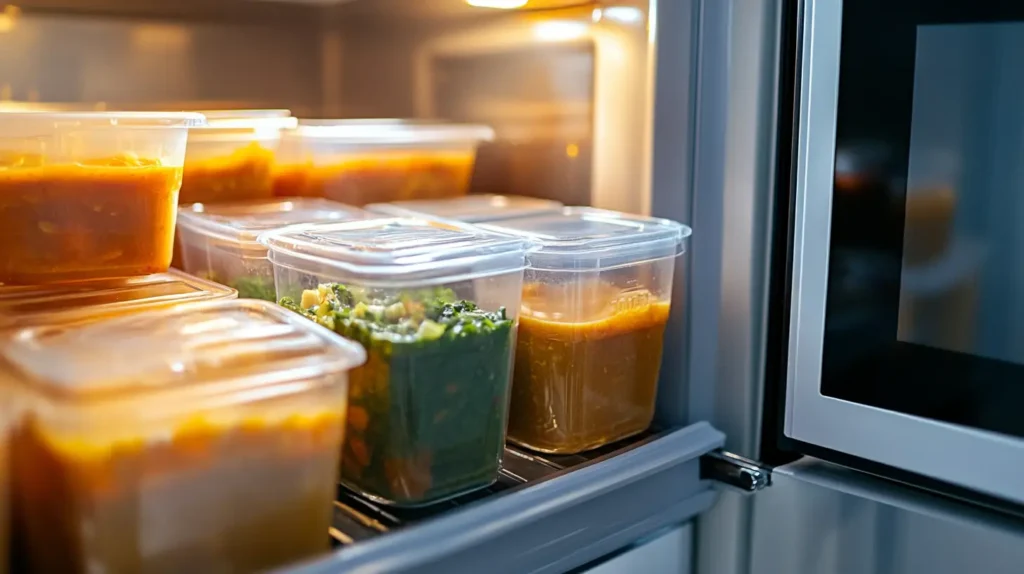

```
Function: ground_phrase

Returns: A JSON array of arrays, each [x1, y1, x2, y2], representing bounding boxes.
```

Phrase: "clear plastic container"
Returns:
[[272, 120, 494, 206], [0, 111, 204, 284], [365, 194, 564, 223], [179, 110, 298, 205], [259, 218, 527, 506], [0, 269, 236, 331], [4, 299, 365, 573], [176, 198, 365, 301], [479, 208, 692, 454]]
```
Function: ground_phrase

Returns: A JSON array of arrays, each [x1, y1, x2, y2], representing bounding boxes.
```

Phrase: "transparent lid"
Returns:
[[0, 111, 205, 133], [178, 198, 366, 248], [189, 109, 298, 142], [479, 207, 692, 270], [258, 218, 528, 285], [365, 195, 564, 223], [0, 269, 236, 330], [3, 299, 365, 401], [283, 119, 495, 148]]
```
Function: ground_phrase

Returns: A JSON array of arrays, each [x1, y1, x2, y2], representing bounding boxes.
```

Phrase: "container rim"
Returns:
[[0, 111, 206, 127], [191, 109, 298, 133], [285, 119, 495, 146], [258, 217, 529, 283], [3, 299, 366, 403], [364, 194, 565, 223], [477, 207, 693, 270], [177, 198, 367, 248], [0, 269, 236, 331]]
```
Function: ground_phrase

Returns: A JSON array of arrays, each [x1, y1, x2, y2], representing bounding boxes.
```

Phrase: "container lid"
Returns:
[[284, 119, 495, 147], [258, 218, 528, 285], [479, 207, 692, 270], [0, 111, 206, 132], [178, 198, 366, 248], [189, 109, 298, 141], [0, 269, 236, 330], [3, 299, 365, 401], [365, 194, 564, 223]]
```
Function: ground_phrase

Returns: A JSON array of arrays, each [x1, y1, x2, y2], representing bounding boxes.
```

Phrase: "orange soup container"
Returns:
[[0, 111, 204, 284], [272, 120, 494, 205], [3, 299, 365, 573], [179, 110, 298, 205], [480, 208, 692, 454]]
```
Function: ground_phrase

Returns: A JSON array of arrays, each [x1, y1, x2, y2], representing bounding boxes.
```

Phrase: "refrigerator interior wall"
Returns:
[[0, 4, 323, 114]]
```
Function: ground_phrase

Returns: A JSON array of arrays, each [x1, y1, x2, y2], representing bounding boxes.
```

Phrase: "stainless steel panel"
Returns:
[[750, 458, 1024, 574], [0, 13, 322, 114], [785, 0, 1024, 505]]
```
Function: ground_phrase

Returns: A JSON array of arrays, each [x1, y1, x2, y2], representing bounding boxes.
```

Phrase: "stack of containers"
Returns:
[[0, 110, 196, 574], [175, 198, 367, 300], [365, 194, 564, 223], [272, 119, 494, 205], [478, 208, 692, 454], [259, 218, 529, 506], [0, 111, 368, 572]]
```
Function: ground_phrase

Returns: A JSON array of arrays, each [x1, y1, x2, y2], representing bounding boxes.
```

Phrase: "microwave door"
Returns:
[[778, 0, 1024, 509]]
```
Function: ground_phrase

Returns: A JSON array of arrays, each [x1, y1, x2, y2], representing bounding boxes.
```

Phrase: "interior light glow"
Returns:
[[466, 0, 529, 8], [602, 6, 643, 24], [532, 20, 589, 42]]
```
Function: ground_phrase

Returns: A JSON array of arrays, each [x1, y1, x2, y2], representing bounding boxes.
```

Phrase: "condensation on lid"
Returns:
[[365, 195, 564, 223], [478, 207, 692, 269], [284, 119, 495, 146], [258, 218, 528, 282], [3, 299, 365, 399], [177, 198, 366, 247], [0, 269, 236, 330]]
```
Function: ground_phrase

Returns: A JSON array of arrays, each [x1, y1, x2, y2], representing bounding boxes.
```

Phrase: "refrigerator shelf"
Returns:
[[284, 421, 724, 574]]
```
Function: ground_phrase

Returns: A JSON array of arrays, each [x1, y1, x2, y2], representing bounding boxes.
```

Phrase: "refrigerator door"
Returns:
[[750, 458, 1024, 574], [782, 0, 1024, 506]]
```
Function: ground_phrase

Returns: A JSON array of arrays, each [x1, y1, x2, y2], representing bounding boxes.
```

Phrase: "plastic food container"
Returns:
[[0, 269, 236, 331], [480, 208, 691, 454], [5, 299, 365, 573], [176, 198, 365, 301], [272, 120, 494, 206], [0, 111, 204, 284], [260, 218, 527, 506], [365, 194, 564, 223], [179, 110, 297, 205]]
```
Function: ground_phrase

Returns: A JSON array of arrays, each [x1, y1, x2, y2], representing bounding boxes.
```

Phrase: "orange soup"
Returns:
[[508, 282, 671, 454], [179, 142, 276, 205], [273, 152, 474, 206], [0, 157, 182, 284]]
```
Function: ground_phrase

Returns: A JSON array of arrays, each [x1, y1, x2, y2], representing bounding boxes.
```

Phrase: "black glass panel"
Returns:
[[822, 0, 1024, 438]]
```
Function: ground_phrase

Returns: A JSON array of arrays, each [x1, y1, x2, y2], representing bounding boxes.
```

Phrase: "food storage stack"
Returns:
[[272, 119, 494, 205], [259, 218, 529, 506]]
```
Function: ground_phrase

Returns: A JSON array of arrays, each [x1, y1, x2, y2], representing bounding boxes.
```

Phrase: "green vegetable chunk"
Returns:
[[282, 283, 515, 506], [231, 276, 277, 301]]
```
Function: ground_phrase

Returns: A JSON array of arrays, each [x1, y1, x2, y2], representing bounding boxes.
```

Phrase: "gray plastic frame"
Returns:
[[283, 423, 724, 574]]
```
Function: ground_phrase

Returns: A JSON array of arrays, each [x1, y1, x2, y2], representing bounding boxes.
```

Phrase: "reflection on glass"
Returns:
[[895, 22, 1024, 364]]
